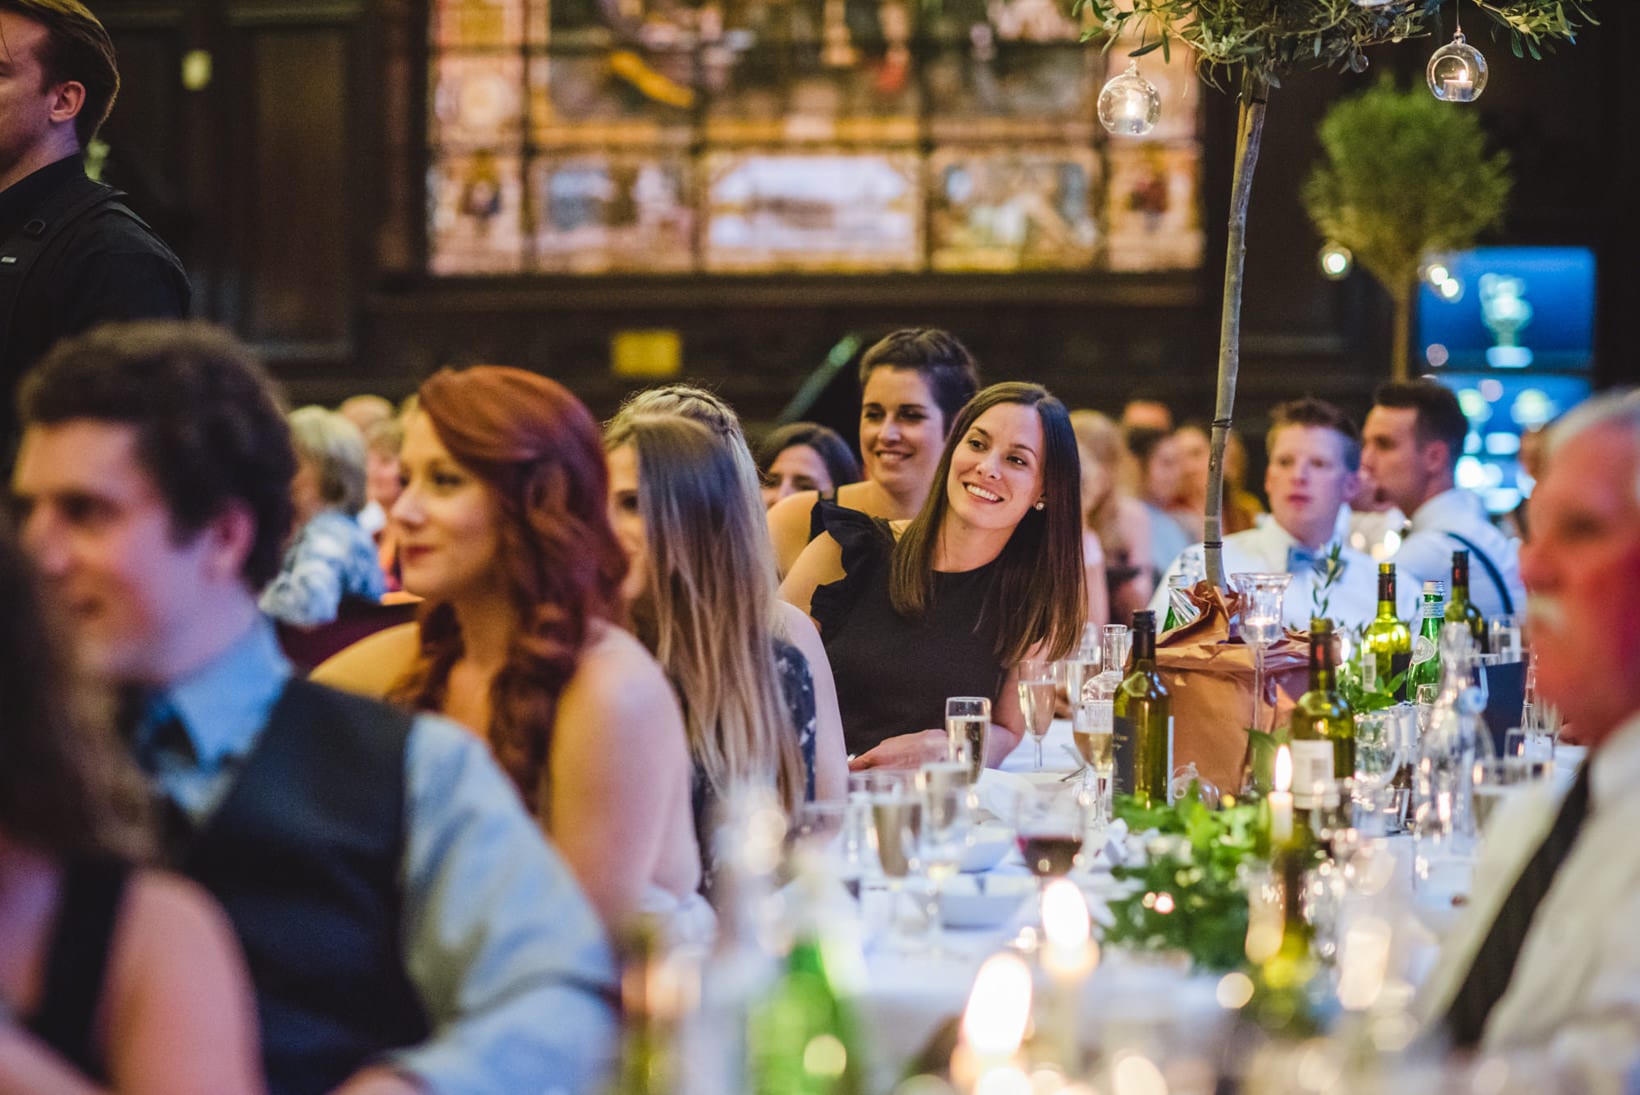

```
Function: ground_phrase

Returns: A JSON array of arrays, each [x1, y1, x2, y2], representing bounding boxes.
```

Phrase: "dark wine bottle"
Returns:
[[1444, 549, 1487, 649], [1288, 619, 1354, 810]]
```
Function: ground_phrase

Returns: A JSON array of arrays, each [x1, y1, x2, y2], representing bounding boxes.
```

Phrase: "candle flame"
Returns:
[[1041, 879, 1091, 950], [1274, 745, 1292, 794], [961, 953, 1033, 1057]]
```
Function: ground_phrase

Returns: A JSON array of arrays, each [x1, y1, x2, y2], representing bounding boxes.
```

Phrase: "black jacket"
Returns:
[[0, 155, 190, 458]]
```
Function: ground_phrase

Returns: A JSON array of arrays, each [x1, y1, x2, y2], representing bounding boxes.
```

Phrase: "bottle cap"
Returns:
[[1422, 580, 1445, 595]]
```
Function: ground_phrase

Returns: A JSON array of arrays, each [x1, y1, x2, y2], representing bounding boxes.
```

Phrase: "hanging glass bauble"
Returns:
[[1427, 32, 1488, 102], [1098, 61, 1161, 136], [1351, 0, 1396, 7]]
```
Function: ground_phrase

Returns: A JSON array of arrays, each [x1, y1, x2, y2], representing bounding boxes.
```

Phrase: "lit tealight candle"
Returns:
[[953, 953, 1033, 1093], [1269, 745, 1294, 845], [1444, 68, 1474, 97], [1040, 879, 1096, 979]]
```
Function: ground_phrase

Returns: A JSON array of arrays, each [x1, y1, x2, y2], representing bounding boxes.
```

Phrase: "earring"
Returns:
[[1033, 501, 1045, 511]]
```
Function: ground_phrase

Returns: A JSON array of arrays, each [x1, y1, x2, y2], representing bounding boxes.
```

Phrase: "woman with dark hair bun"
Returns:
[[757, 422, 861, 509], [315, 366, 704, 939], [0, 522, 263, 1094], [767, 327, 980, 575], [781, 382, 1086, 769]]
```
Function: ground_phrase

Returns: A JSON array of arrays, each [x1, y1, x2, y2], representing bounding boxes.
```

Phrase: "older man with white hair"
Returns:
[[1418, 388, 1640, 1087]]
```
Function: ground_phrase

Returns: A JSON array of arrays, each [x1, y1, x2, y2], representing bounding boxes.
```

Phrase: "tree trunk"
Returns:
[[1204, 69, 1270, 592], [1391, 281, 1412, 381]]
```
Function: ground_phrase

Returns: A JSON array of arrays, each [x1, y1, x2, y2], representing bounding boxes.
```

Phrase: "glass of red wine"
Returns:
[[1013, 786, 1091, 882]]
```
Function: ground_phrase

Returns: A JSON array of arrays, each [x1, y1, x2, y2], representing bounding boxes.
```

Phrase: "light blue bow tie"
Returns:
[[1286, 545, 1318, 575]]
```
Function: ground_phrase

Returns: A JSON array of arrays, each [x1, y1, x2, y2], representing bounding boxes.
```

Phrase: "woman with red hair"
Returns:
[[316, 366, 704, 939]]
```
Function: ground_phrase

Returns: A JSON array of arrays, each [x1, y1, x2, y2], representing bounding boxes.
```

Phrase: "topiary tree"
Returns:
[[1303, 76, 1512, 382], [1077, 0, 1593, 589]]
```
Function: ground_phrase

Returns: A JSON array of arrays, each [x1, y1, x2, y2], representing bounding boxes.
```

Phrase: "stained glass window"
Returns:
[[425, 0, 1204, 274]]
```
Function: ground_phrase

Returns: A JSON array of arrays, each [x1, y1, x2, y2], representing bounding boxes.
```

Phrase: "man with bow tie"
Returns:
[[1152, 397, 1414, 630]]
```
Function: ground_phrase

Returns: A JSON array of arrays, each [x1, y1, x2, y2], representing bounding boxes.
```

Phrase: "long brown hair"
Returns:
[[604, 416, 805, 815], [388, 366, 627, 806], [890, 382, 1085, 665], [1070, 410, 1129, 565], [0, 518, 145, 860]]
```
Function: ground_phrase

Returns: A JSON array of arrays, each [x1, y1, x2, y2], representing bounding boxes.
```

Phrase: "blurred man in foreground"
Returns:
[[11, 321, 615, 1095], [1419, 389, 1640, 1083]]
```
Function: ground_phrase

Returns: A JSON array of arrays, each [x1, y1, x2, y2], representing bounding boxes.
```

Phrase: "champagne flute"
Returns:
[[869, 774, 924, 950], [1017, 659, 1057, 770], [916, 760, 971, 956], [1073, 699, 1115, 830], [945, 696, 991, 784], [1232, 572, 1291, 732]]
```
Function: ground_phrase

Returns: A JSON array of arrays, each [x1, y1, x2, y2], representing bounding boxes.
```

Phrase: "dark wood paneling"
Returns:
[[237, 25, 351, 349]]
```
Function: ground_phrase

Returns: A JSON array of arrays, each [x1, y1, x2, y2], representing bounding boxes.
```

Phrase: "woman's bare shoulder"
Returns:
[[310, 622, 419, 697], [557, 623, 684, 754]]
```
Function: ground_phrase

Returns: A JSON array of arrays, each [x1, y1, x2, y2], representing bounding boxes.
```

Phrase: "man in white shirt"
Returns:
[[1362, 379, 1525, 619], [1153, 398, 1413, 631], [1417, 389, 1640, 1089]]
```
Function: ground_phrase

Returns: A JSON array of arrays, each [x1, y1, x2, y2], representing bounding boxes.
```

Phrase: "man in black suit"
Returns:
[[0, 0, 188, 459]]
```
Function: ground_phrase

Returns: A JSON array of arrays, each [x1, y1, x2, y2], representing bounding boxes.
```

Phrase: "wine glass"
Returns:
[[916, 760, 971, 956], [944, 696, 991, 784], [1353, 708, 1409, 835], [1013, 786, 1091, 884], [1232, 572, 1292, 732], [1017, 659, 1056, 770], [868, 773, 924, 950], [1073, 699, 1115, 830]]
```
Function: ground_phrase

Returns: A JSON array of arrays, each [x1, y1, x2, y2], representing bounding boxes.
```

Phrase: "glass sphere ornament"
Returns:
[[1319, 242, 1353, 281], [1098, 61, 1161, 137], [1427, 32, 1488, 102]]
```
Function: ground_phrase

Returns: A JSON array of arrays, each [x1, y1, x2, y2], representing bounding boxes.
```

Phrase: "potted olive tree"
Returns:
[[1303, 76, 1512, 382]]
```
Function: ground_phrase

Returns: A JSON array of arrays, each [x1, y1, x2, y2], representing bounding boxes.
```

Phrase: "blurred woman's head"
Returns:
[[0, 518, 143, 861], [855, 329, 980, 499], [390, 365, 626, 804], [288, 405, 369, 520], [1070, 409, 1129, 560], [603, 414, 803, 812], [891, 382, 1085, 664], [757, 422, 860, 508], [1126, 425, 1181, 507]]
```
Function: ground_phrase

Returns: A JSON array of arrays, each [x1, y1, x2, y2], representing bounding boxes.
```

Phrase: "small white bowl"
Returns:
[[959, 823, 1014, 873], [939, 877, 1033, 929]]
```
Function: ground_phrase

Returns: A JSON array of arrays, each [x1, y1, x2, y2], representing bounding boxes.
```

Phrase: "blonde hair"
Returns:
[[604, 414, 804, 815], [1070, 409, 1128, 565]]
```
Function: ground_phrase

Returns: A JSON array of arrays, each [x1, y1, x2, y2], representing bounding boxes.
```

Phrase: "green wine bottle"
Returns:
[[749, 864, 866, 1095], [1113, 610, 1172, 808], [1289, 620, 1354, 807], [1406, 580, 1445, 696], [1359, 563, 1411, 691], [1443, 550, 1487, 649]]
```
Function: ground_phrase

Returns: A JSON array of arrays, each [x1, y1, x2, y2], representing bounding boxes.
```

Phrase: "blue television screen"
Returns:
[[1417, 246, 1596, 373]]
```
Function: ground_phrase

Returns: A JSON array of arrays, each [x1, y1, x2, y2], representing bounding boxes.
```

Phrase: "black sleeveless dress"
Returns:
[[24, 857, 132, 1084], [810, 507, 1006, 757]]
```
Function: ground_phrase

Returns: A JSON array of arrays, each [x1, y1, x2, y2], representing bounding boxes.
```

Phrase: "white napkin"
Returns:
[[971, 768, 1034, 823]]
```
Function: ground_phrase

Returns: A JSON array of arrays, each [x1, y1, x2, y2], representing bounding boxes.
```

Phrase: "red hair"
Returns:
[[389, 366, 627, 807]]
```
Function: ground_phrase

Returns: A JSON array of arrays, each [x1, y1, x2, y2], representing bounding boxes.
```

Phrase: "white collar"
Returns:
[[1409, 487, 1484, 531]]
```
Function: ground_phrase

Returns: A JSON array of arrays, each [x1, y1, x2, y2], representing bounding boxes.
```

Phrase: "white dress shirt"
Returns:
[[1150, 514, 1416, 633], [1418, 711, 1640, 1093], [1391, 488, 1526, 620]]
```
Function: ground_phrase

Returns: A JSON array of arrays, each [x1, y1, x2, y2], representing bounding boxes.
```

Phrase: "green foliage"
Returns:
[[1073, 0, 1595, 84], [1302, 75, 1512, 302], [1336, 658, 1404, 713], [1104, 788, 1263, 972], [1309, 543, 1346, 625]]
